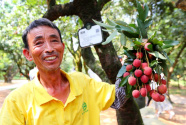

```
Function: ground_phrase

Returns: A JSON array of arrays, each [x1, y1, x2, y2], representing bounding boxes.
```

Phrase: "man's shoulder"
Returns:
[[69, 71, 88, 78], [6, 81, 34, 101]]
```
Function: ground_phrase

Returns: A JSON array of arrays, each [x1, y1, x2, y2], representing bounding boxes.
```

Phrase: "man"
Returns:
[[0, 18, 126, 125]]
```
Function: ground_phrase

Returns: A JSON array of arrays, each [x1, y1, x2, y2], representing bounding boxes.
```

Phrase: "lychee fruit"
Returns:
[[141, 62, 148, 69], [151, 92, 160, 102], [148, 53, 154, 59], [140, 75, 149, 83], [132, 90, 140, 98], [148, 74, 153, 80], [134, 69, 143, 77], [123, 72, 130, 77], [128, 76, 136, 86], [126, 65, 133, 71], [161, 79, 166, 85], [154, 73, 161, 82], [159, 94, 165, 102], [144, 67, 152, 76], [136, 52, 143, 59], [140, 88, 147, 97], [144, 43, 151, 51], [133, 59, 141, 68], [149, 90, 157, 97], [157, 84, 167, 94], [143, 84, 151, 92]]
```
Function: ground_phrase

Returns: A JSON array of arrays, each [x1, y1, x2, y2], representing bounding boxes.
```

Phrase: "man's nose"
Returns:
[[45, 42, 54, 53]]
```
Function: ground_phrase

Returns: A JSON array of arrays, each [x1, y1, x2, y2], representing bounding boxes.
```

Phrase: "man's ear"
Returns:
[[23, 48, 33, 61], [62, 43, 65, 52]]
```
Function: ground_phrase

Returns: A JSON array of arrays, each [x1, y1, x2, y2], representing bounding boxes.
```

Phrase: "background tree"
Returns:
[[0, 52, 18, 83]]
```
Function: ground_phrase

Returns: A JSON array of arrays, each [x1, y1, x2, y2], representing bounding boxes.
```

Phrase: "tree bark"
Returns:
[[3, 65, 18, 83], [81, 47, 110, 83], [116, 97, 143, 125]]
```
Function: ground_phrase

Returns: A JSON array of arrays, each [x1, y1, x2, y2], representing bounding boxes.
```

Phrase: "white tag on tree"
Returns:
[[78, 25, 103, 48]]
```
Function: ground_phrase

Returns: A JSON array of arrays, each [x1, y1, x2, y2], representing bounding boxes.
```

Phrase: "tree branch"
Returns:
[[47, 0, 56, 9], [98, 0, 111, 10], [167, 41, 186, 103], [43, 2, 77, 21]]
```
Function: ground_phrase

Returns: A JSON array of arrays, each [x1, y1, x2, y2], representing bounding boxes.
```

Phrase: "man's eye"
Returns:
[[52, 40, 58, 42], [35, 41, 43, 45]]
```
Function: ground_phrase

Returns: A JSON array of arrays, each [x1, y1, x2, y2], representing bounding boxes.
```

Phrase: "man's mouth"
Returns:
[[44, 56, 57, 61]]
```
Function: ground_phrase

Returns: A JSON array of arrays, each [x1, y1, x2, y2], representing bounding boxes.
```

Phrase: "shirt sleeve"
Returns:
[[111, 78, 128, 109], [0, 94, 25, 125]]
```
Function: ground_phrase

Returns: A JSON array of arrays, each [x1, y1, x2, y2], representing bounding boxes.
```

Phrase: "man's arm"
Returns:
[[0, 95, 25, 125], [111, 78, 128, 109]]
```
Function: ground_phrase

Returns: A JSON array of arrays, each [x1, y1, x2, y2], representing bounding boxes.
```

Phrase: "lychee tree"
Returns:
[[94, 0, 179, 107]]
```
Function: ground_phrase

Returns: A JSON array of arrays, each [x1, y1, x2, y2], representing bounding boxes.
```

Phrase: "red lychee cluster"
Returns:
[[150, 85, 167, 102], [122, 42, 167, 102]]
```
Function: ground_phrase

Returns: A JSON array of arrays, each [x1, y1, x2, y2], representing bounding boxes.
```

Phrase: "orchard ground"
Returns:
[[0, 80, 186, 125]]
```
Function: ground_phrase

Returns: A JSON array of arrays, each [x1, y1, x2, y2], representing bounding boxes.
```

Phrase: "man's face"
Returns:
[[23, 26, 64, 72]]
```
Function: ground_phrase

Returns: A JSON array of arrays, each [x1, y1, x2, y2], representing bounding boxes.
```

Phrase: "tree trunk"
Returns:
[[43, 0, 143, 124], [116, 97, 143, 125], [3, 65, 18, 83], [81, 47, 110, 83]]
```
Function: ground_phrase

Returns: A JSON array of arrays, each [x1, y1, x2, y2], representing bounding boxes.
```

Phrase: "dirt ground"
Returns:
[[0, 81, 186, 125]]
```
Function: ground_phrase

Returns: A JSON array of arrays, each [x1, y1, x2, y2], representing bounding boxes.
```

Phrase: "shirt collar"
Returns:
[[33, 70, 83, 106]]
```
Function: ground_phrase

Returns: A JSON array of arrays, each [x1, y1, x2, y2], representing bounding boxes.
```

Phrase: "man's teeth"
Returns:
[[45, 56, 56, 61]]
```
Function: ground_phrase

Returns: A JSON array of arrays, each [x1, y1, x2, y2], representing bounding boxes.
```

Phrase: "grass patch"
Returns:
[[169, 87, 186, 96], [170, 79, 186, 87], [13, 76, 27, 80], [169, 80, 186, 96]]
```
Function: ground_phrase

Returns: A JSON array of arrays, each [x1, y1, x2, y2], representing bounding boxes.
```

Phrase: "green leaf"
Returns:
[[117, 65, 126, 77], [123, 32, 139, 38], [126, 82, 132, 96], [161, 50, 171, 64], [124, 50, 136, 59], [124, 60, 133, 65], [115, 25, 135, 34], [119, 75, 130, 87], [93, 19, 115, 29], [136, 0, 144, 21], [159, 60, 168, 76], [154, 65, 163, 78], [102, 30, 117, 45], [144, 19, 152, 28], [151, 38, 163, 46], [115, 20, 128, 26], [102, 29, 111, 32], [149, 31, 157, 41], [147, 43, 153, 51], [133, 40, 142, 46], [129, 24, 140, 34], [137, 18, 147, 38], [150, 60, 158, 67], [120, 33, 126, 46], [148, 51, 167, 60], [143, 4, 149, 21], [162, 40, 179, 49], [106, 18, 117, 26]]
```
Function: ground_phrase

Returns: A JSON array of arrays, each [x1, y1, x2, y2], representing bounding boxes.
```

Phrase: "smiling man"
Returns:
[[0, 18, 127, 125]]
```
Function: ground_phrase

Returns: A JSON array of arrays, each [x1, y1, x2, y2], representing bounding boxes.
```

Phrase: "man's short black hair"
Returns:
[[22, 18, 62, 49]]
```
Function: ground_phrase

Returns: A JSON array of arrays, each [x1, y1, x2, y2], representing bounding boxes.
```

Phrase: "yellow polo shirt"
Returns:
[[0, 70, 115, 125]]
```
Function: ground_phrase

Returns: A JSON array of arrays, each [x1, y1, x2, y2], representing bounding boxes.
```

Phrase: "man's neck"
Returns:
[[38, 69, 70, 104], [38, 69, 62, 88]]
